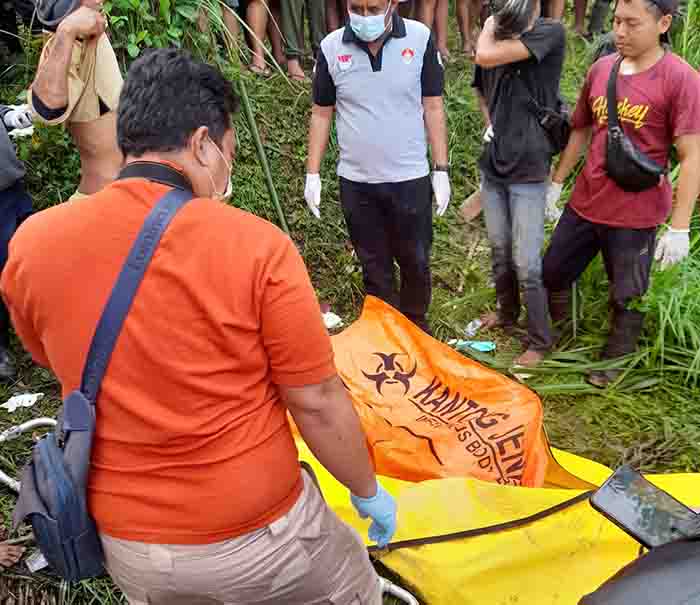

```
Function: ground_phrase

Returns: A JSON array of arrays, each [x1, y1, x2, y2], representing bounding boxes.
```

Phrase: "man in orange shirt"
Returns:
[[2, 49, 395, 604]]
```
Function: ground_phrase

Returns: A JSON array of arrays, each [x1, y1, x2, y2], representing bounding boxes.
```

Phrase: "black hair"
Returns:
[[492, 0, 540, 39], [617, 0, 674, 18], [117, 48, 240, 158]]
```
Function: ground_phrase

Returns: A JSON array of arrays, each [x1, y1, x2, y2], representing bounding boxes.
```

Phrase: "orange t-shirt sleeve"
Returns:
[[260, 237, 336, 387], [0, 239, 50, 368]]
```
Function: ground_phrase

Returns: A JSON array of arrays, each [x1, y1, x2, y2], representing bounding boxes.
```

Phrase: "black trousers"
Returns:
[[0, 180, 33, 348], [543, 205, 657, 312], [0, 0, 21, 55], [339, 175, 433, 332]]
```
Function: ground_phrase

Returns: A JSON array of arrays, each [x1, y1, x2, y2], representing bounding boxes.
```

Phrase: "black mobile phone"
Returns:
[[590, 464, 699, 549]]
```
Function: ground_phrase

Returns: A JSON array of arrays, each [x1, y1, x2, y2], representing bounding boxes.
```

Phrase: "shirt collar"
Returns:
[[342, 11, 407, 44]]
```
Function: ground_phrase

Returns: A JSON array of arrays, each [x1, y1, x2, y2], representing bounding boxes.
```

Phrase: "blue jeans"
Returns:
[[481, 175, 553, 351]]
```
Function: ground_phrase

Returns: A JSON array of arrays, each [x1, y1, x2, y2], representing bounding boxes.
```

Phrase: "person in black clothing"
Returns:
[[473, 0, 565, 367], [0, 104, 33, 380], [0, 0, 21, 60]]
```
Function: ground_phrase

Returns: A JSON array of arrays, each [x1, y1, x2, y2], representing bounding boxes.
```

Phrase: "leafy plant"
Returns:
[[104, 0, 205, 62]]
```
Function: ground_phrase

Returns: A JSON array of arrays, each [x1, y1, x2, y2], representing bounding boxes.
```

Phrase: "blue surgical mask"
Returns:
[[349, 3, 391, 42]]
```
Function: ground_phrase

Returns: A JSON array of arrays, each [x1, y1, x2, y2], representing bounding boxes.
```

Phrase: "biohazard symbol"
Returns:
[[362, 353, 417, 396]]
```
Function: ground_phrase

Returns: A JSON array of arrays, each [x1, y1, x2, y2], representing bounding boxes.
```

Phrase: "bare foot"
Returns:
[[248, 63, 272, 77], [0, 544, 25, 567], [287, 59, 308, 83], [480, 311, 502, 329], [514, 349, 545, 368], [480, 312, 524, 339]]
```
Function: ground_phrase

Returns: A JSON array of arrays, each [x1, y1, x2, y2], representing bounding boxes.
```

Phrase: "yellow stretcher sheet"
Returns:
[[298, 440, 700, 605], [302, 297, 700, 604]]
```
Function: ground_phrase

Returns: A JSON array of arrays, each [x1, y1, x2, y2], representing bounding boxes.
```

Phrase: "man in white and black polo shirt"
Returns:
[[305, 0, 450, 334]]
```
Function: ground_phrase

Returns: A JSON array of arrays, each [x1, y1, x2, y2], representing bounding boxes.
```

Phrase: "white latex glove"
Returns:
[[545, 181, 563, 223], [483, 125, 494, 143], [3, 106, 32, 130], [432, 171, 451, 217], [304, 173, 322, 219], [654, 227, 690, 268]]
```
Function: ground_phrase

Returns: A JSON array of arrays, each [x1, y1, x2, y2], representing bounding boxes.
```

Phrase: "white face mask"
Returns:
[[206, 137, 233, 201], [349, 3, 391, 42]]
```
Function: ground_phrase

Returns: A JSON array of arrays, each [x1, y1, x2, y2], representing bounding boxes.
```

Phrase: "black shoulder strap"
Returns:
[[607, 56, 624, 131], [513, 68, 542, 114], [367, 490, 593, 553], [80, 187, 193, 402]]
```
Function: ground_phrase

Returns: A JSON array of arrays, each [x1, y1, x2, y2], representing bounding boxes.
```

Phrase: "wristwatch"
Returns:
[[433, 163, 450, 173]]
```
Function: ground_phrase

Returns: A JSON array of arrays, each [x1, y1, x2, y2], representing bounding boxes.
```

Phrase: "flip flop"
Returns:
[[289, 72, 310, 84], [247, 64, 272, 77]]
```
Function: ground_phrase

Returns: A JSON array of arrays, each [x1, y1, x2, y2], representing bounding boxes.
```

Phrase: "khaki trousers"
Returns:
[[100, 471, 382, 605]]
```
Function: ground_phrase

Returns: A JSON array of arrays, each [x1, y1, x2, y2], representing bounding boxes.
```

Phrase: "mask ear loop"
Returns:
[[207, 137, 233, 200]]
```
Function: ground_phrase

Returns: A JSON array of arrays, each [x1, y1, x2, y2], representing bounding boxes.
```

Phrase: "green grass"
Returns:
[[1, 2, 700, 603]]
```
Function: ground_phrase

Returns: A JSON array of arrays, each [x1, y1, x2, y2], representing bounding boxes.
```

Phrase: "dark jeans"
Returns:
[[339, 175, 433, 332], [0, 179, 33, 348], [543, 205, 657, 313], [481, 175, 553, 352]]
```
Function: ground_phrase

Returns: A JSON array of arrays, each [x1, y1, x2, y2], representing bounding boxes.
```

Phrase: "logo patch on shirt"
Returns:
[[401, 48, 415, 64], [337, 54, 353, 70]]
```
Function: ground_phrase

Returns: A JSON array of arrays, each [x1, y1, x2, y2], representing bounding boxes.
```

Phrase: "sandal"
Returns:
[[247, 63, 272, 77], [289, 72, 310, 84]]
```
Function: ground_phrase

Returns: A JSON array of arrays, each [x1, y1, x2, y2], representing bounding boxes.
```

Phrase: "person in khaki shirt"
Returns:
[[29, 0, 123, 197]]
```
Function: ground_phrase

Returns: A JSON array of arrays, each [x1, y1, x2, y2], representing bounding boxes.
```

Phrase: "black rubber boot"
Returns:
[[587, 309, 644, 388]]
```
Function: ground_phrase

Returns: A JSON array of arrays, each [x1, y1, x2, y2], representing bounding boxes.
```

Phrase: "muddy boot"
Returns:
[[587, 309, 644, 388], [587, 0, 611, 37]]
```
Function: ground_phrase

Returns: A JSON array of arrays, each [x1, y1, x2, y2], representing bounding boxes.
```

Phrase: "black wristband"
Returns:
[[433, 164, 450, 174]]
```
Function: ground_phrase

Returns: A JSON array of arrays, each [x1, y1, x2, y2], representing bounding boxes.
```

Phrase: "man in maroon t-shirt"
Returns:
[[542, 0, 700, 387]]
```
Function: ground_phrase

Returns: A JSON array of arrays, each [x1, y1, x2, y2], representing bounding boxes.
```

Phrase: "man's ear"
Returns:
[[190, 126, 210, 167]]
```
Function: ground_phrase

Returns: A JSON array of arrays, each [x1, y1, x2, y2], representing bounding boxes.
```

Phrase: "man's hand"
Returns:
[[351, 480, 397, 548], [3, 106, 32, 130], [431, 171, 451, 217], [304, 173, 322, 219], [58, 6, 106, 39], [655, 228, 690, 268], [545, 181, 563, 223]]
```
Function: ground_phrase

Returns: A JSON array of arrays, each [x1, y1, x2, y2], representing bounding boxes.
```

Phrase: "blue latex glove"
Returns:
[[350, 481, 397, 548]]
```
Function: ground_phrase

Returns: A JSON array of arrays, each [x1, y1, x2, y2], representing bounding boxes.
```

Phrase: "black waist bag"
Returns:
[[12, 186, 193, 582], [605, 56, 665, 193]]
